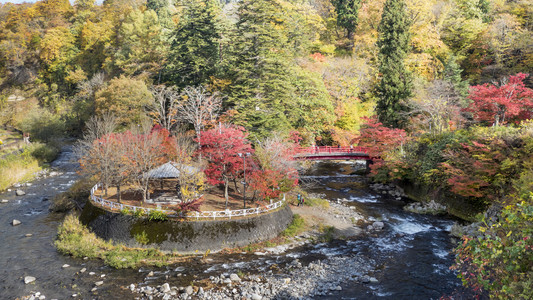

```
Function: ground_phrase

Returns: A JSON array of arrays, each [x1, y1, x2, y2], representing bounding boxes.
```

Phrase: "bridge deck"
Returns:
[[294, 146, 371, 160]]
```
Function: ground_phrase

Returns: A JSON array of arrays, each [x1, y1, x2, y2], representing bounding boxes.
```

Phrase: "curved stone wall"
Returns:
[[79, 201, 293, 253]]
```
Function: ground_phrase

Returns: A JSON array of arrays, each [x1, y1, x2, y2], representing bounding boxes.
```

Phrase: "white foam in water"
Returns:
[[433, 248, 449, 259], [349, 195, 378, 203], [392, 222, 433, 235], [204, 265, 218, 273], [388, 214, 433, 235], [286, 252, 301, 258], [310, 246, 345, 256], [374, 236, 408, 252]]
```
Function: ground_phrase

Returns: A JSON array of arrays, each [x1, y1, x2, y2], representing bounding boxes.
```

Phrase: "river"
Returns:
[[0, 149, 464, 299]]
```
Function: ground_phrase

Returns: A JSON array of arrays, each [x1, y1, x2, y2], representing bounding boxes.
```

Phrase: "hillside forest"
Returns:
[[0, 0, 532, 298]]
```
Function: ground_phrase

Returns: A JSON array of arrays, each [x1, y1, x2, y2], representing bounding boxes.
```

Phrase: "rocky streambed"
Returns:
[[3, 152, 464, 299]]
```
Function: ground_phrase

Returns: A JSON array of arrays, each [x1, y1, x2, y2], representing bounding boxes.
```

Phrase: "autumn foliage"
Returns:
[[358, 117, 408, 158], [197, 125, 254, 205], [465, 73, 533, 126]]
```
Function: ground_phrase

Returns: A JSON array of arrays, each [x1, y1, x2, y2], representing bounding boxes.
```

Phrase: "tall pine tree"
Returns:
[[227, 0, 334, 139], [228, 0, 295, 137], [164, 0, 221, 88], [331, 0, 362, 51], [376, 0, 412, 129]]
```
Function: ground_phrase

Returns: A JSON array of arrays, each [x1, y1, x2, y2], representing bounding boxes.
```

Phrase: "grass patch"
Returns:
[[0, 149, 41, 191], [304, 197, 330, 209], [0, 142, 59, 191], [281, 214, 306, 238], [55, 214, 189, 269]]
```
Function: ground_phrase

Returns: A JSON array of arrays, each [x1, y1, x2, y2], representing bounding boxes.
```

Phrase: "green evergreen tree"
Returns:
[[228, 0, 294, 137], [146, 0, 172, 29], [375, 0, 412, 129], [164, 0, 221, 88], [227, 0, 334, 139], [331, 0, 362, 51], [444, 55, 469, 97]]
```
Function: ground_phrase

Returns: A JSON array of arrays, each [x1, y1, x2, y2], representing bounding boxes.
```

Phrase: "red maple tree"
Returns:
[[465, 73, 533, 126], [196, 124, 254, 207], [357, 117, 408, 158]]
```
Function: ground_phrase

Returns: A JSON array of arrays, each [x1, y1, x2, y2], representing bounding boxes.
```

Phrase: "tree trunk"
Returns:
[[233, 177, 241, 193], [347, 30, 354, 52], [117, 185, 121, 204], [224, 178, 229, 209]]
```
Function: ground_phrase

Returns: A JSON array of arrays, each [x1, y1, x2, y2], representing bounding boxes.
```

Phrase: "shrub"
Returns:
[[318, 224, 336, 242], [452, 200, 533, 298], [16, 107, 66, 142], [134, 231, 149, 245], [133, 209, 146, 218], [29, 142, 59, 162], [148, 210, 168, 221]]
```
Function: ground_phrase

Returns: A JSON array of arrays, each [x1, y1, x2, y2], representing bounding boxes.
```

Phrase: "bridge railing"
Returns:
[[295, 146, 369, 155]]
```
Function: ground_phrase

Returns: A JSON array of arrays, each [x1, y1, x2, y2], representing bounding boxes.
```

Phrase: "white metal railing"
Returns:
[[90, 184, 285, 220]]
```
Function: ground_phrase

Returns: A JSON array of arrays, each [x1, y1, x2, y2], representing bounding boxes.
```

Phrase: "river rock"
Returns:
[[185, 285, 194, 295], [12, 219, 21, 226], [372, 221, 384, 230], [95, 281, 103, 286], [15, 189, 26, 196], [89, 272, 95, 276], [229, 273, 241, 282], [404, 200, 447, 215], [161, 283, 171, 293], [24, 276, 36, 284], [80, 268, 86, 273], [62, 264, 70, 268], [1, 199, 8, 203], [369, 277, 379, 283], [251, 294, 262, 300], [25, 233, 33, 237]]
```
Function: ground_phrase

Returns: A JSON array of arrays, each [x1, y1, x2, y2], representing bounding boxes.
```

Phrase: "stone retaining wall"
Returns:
[[80, 201, 293, 253]]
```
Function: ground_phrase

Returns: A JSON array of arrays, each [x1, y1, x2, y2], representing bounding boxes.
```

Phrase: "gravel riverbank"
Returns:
[[133, 254, 377, 300]]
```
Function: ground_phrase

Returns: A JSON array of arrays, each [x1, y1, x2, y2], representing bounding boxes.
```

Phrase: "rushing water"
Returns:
[[0, 150, 463, 299]]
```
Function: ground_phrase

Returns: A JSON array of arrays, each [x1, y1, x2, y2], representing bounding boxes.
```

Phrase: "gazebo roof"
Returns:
[[144, 162, 200, 179]]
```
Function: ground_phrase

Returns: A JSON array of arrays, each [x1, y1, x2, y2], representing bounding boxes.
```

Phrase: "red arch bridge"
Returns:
[[294, 146, 372, 161]]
